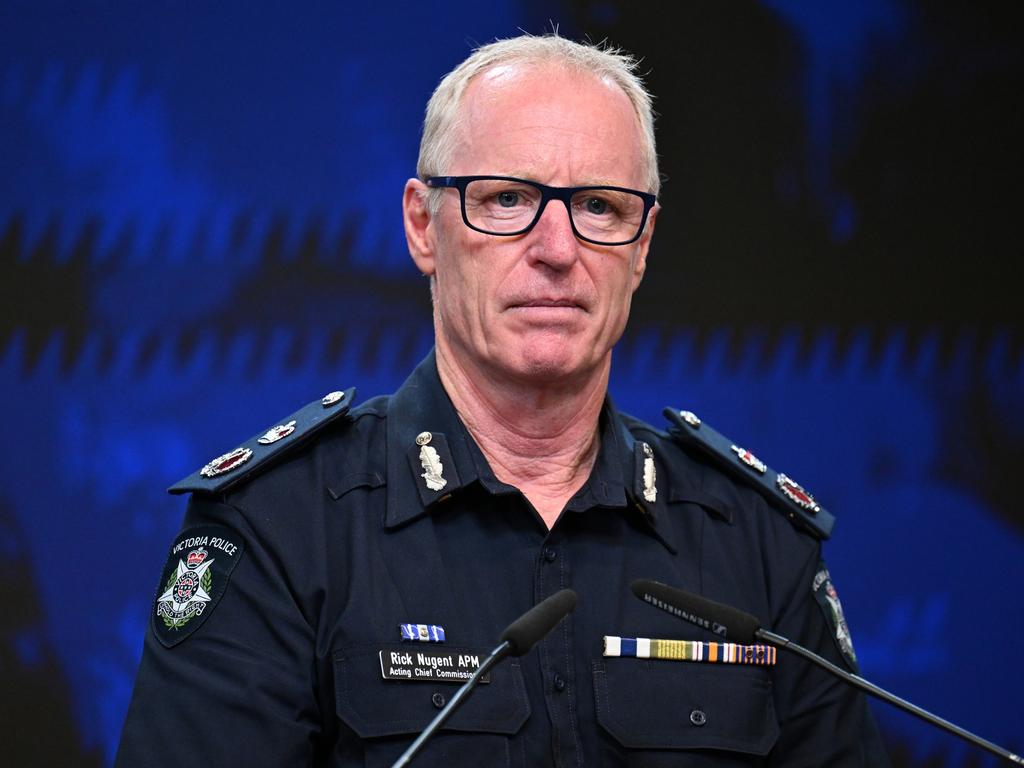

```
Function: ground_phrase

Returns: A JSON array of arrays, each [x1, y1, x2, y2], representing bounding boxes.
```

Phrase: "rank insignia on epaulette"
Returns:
[[663, 407, 835, 539], [730, 444, 767, 475], [321, 390, 346, 407], [200, 447, 253, 478], [400, 623, 446, 643], [169, 386, 356, 496], [257, 420, 296, 445], [777, 473, 821, 513], [679, 410, 701, 428]]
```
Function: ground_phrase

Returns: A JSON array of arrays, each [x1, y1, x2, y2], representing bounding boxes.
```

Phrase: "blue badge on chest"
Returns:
[[399, 623, 446, 642]]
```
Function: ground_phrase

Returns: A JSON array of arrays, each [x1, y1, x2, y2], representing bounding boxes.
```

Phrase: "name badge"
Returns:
[[378, 648, 492, 683]]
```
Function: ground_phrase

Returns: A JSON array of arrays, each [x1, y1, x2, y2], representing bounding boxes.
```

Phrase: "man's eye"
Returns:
[[497, 190, 520, 207], [585, 197, 610, 215]]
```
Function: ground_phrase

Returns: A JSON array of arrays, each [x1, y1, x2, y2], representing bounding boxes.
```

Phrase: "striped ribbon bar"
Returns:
[[603, 636, 776, 665]]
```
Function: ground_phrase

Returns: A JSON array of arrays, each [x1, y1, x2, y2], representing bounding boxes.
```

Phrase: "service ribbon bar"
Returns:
[[400, 623, 446, 643], [603, 636, 776, 665]]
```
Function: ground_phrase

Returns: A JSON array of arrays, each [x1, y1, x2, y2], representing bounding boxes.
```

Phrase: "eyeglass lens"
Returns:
[[462, 178, 646, 243]]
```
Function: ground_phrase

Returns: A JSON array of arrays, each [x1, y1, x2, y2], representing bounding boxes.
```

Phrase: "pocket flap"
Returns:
[[335, 644, 531, 738], [594, 659, 779, 755]]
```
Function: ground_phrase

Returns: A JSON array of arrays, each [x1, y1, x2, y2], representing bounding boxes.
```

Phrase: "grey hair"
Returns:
[[416, 33, 660, 214]]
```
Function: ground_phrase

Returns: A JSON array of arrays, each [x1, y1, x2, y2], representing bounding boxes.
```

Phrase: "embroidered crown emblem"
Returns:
[[186, 547, 209, 569]]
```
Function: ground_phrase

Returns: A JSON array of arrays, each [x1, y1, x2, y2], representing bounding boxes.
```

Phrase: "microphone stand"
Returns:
[[390, 589, 576, 767], [757, 628, 1023, 765], [390, 640, 511, 768]]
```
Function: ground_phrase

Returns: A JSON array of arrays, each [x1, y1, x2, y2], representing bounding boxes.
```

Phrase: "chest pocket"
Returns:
[[593, 659, 780, 765], [334, 644, 531, 768]]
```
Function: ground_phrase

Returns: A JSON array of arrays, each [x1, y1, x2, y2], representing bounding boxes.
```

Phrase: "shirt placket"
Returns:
[[535, 525, 585, 768]]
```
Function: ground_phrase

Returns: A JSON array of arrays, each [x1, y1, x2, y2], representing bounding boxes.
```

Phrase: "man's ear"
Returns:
[[631, 202, 658, 291], [403, 178, 436, 276]]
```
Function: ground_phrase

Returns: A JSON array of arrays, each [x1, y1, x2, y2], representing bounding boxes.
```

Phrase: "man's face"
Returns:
[[405, 63, 657, 386]]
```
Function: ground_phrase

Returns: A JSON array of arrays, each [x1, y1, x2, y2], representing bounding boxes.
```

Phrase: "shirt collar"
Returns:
[[385, 350, 486, 527], [383, 351, 677, 551]]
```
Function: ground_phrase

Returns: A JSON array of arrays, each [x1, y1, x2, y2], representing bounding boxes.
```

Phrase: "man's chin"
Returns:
[[496, 344, 604, 386]]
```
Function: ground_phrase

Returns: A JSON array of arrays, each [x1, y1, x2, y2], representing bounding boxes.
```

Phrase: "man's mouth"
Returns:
[[510, 298, 585, 310]]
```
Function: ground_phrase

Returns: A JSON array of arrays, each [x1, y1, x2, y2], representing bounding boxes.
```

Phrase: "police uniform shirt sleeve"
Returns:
[[115, 493, 322, 766], [764, 529, 889, 766]]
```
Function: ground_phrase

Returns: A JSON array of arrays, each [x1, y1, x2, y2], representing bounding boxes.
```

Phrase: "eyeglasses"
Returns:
[[425, 175, 657, 246]]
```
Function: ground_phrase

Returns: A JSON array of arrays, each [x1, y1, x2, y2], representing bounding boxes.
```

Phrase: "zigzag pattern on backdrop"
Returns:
[[1, 60, 411, 271], [4, 212, 1022, 381], [2, 61, 218, 254], [3, 325, 1022, 385], [0, 207, 390, 269], [0, 208, 401, 271]]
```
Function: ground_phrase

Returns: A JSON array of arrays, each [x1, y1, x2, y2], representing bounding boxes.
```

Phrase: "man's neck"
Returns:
[[436, 342, 608, 529]]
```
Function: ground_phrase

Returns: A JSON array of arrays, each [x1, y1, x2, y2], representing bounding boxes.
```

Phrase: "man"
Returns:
[[117, 34, 887, 766]]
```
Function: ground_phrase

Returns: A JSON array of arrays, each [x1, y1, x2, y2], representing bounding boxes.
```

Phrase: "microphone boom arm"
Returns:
[[391, 588, 577, 767], [632, 579, 1021, 765], [391, 640, 512, 768], [756, 628, 1023, 765]]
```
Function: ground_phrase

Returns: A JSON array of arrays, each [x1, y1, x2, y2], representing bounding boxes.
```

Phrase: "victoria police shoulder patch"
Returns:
[[151, 525, 245, 648], [812, 560, 859, 672]]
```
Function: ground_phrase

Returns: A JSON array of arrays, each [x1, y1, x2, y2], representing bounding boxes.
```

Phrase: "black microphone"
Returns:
[[631, 579, 1023, 766], [631, 578, 759, 642], [391, 589, 577, 768], [500, 588, 578, 654]]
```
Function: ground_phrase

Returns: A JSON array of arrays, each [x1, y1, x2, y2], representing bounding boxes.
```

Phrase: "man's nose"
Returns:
[[528, 198, 579, 268]]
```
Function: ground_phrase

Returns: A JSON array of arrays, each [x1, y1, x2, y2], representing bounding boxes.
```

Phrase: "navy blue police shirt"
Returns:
[[117, 351, 888, 766]]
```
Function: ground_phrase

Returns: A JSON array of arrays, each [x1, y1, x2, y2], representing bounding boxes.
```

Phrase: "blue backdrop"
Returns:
[[2, 2, 1021, 765]]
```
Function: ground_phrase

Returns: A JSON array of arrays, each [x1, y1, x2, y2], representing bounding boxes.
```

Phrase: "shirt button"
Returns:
[[543, 547, 557, 562], [431, 692, 446, 709], [553, 673, 566, 692], [689, 709, 707, 727]]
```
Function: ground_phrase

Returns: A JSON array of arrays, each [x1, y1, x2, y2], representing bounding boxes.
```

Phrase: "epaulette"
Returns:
[[168, 387, 356, 496], [663, 407, 835, 540]]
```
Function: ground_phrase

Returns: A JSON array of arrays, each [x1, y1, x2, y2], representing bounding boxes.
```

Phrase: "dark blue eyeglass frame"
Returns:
[[425, 175, 657, 246]]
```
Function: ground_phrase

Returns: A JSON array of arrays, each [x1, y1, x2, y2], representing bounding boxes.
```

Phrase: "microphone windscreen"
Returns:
[[631, 579, 761, 643], [500, 589, 577, 656]]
